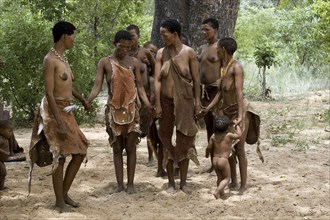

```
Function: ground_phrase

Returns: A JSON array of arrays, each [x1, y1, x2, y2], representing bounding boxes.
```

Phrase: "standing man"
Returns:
[[31, 21, 90, 212], [126, 24, 156, 166], [87, 30, 152, 194], [197, 18, 221, 173], [154, 19, 201, 193]]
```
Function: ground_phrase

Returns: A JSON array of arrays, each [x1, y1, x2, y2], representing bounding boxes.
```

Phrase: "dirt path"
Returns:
[[1, 90, 329, 219]]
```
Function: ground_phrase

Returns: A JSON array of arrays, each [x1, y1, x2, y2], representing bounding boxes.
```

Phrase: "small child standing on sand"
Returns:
[[205, 115, 242, 199]]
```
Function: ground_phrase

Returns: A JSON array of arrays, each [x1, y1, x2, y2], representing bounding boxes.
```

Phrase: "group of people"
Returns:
[[18, 17, 260, 212]]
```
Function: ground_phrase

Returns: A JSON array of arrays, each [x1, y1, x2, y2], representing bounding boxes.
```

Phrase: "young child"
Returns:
[[0, 120, 11, 190], [205, 115, 242, 199]]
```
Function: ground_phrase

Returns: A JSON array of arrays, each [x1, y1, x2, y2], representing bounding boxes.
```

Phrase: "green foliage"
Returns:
[[235, 0, 329, 99], [0, 0, 151, 124], [319, 108, 330, 122], [253, 44, 276, 69], [0, 4, 52, 121]]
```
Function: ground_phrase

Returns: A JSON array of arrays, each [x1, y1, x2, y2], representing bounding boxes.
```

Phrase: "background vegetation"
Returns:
[[0, 0, 328, 124]]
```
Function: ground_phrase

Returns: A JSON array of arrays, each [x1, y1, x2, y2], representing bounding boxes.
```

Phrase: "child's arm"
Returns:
[[205, 136, 214, 158], [227, 124, 242, 140]]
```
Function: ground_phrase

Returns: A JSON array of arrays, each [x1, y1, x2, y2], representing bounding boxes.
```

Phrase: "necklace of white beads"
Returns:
[[51, 47, 68, 63]]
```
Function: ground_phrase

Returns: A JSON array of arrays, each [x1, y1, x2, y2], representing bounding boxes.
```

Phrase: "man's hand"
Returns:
[[83, 99, 92, 113], [155, 105, 162, 119], [196, 107, 209, 120]]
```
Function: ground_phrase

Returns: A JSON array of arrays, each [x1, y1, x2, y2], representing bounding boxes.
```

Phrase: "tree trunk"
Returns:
[[151, 0, 240, 50], [262, 66, 267, 98]]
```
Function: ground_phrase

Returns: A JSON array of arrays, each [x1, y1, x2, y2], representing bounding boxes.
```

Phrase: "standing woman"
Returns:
[[199, 37, 261, 195]]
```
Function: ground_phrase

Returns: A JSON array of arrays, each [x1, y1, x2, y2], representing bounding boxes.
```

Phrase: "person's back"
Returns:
[[206, 115, 241, 199]]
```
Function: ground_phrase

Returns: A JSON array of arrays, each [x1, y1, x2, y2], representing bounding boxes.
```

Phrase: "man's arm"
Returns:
[[146, 49, 155, 77], [134, 58, 152, 109], [154, 49, 163, 118], [87, 58, 106, 102], [72, 88, 90, 112], [189, 48, 201, 115]]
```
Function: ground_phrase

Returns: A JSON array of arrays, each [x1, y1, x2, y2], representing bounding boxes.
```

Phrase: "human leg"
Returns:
[[204, 111, 214, 173], [113, 136, 125, 192], [213, 158, 230, 199], [236, 117, 249, 195], [63, 154, 85, 207], [158, 97, 175, 192], [147, 138, 155, 166], [156, 142, 167, 177], [166, 159, 175, 193], [126, 132, 139, 194], [52, 158, 71, 212], [228, 156, 237, 189], [179, 159, 190, 193]]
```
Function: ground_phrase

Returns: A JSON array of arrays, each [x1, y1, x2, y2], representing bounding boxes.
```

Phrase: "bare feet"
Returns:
[[238, 186, 247, 195], [228, 182, 238, 190], [213, 192, 220, 199], [54, 203, 72, 213], [156, 169, 167, 177], [111, 185, 125, 194], [166, 185, 176, 194], [213, 191, 227, 199], [180, 185, 192, 194], [126, 184, 136, 194], [64, 194, 80, 208]]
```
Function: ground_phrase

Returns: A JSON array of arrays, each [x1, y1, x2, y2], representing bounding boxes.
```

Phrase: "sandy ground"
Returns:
[[0, 90, 329, 219]]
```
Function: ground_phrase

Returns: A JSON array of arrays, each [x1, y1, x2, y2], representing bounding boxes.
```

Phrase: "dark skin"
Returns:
[[127, 28, 156, 166], [154, 27, 201, 193], [198, 41, 248, 195], [87, 38, 152, 194], [43, 31, 90, 212], [197, 22, 221, 173], [206, 122, 241, 199]]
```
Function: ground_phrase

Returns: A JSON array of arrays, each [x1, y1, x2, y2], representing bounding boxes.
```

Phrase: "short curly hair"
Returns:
[[218, 37, 237, 56], [202, 18, 219, 30], [213, 115, 231, 133], [52, 21, 76, 43], [114, 30, 132, 43], [161, 18, 181, 37]]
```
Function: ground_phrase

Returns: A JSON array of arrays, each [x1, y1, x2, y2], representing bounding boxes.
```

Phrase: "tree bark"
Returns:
[[151, 0, 240, 50], [262, 66, 267, 98]]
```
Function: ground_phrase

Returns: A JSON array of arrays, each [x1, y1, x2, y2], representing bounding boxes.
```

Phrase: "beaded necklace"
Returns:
[[220, 58, 235, 78], [51, 47, 68, 63]]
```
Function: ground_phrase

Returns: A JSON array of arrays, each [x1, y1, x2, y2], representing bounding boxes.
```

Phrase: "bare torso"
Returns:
[[130, 47, 150, 87], [198, 42, 221, 85], [159, 45, 192, 99], [221, 61, 241, 107], [45, 53, 73, 100]]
